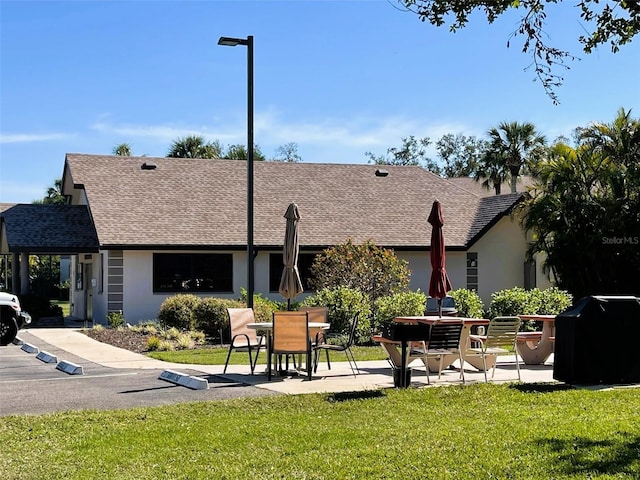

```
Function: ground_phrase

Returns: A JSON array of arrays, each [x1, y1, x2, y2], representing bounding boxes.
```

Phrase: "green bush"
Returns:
[[146, 336, 161, 351], [239, 289, 281, 322], [106, 310, 125, 329], [487, 287, 574, 330], [449, 288, 484, 319], [308, 239, 411, 303], [302, 286, 372, 344], [537, 287, 573, 315], [158, 294, 201, 331], [487, 287, 537, 319], [192, 297, 243, 339], [373, 290, 427, 333]]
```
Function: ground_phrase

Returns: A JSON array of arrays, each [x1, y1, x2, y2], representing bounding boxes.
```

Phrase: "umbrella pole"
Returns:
[[287, 298, 291, 311], [438, 298, 442, 318]]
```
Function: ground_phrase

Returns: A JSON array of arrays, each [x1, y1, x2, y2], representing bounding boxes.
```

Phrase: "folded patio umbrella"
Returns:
[[428, 200, 453, 317], [279, 203, 303, 310]]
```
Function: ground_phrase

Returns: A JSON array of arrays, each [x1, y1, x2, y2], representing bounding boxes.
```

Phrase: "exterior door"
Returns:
[[84, 263, 93, 322]]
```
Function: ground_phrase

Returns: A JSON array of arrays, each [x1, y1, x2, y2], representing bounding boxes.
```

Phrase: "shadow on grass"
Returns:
[[326, 390, 387, 403], [511, 382, 575, 393], [537, 434, 640, 476]]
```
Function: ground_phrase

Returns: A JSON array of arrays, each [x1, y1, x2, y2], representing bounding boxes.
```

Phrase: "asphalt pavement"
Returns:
[[0, 329, 277, 416]]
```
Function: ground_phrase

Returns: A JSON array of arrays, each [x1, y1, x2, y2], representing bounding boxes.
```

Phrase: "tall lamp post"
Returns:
[[218, 35, 254, 308]]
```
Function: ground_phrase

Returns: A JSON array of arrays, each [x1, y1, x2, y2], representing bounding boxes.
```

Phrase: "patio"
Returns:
[[218, 354, 556, 395]]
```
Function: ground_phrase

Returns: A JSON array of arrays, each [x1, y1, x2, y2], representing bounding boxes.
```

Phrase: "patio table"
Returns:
[[516, 314, 556, 365], [375, 316, 493, 378], [247, 322, 330, 374]]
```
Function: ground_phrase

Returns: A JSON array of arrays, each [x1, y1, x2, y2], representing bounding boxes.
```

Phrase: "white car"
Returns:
[[0, 292, 31, 345]]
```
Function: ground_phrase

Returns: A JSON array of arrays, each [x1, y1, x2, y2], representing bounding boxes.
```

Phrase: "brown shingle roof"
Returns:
[[63, 154, 522, 250]]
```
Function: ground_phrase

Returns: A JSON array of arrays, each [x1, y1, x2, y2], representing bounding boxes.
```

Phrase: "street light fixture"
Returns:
[[218, 35, 254, 308]]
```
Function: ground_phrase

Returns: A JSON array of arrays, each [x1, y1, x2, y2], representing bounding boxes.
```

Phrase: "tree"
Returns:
[[520, 109, 640, 299], [473, 148, 509, 195], [224, 143, 266, 161], [483, 121, 546, 193], [365, 135, 442, 174], [272, 142, 303, 162], [112, 143, 132, 156], [435, 133, 487, 177], [167, 135, 222, 158], [400, 1, 640, 103], [33, 179, 65, 205], [309, 239, 411, 302]]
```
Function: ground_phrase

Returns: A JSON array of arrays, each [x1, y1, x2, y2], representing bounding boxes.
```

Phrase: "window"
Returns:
[[269, 253, 317, 292], [153, 253, 233, 293]]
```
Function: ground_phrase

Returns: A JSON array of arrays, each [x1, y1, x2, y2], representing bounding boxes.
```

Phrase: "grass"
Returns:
[[148, 345, 389, 364], [2, 383, 639, 479], [51, 300, 70, 316]]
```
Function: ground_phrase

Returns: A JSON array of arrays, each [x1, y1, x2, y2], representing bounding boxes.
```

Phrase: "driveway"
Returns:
[[0, 331, 277, 416]]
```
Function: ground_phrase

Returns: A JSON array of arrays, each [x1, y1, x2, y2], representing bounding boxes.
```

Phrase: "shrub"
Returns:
[[449, 288, 484, 319], [193, 297, 239, 338], [373, 290, 427, 333], [487, 287, 537, 319], [190, 330, 206, 345], [308, 239, 411, 303], [302, 286, 372, 344], [165, 327, 181, 340], [487, 287, 574, 330], [238, 289, 280, 322], [157, 340, 175, 351], [106, 310, 125, 329], [176, 333, 195, 350], [146, 336, 161, 351], [158, 294, 200, 330], [537, 287, 573, 315], [91, 324, 104, 332]]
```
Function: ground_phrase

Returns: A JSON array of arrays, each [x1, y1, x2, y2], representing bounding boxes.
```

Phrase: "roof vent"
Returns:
[[141, 162, 157, 170], [375, 168, 389, 177]]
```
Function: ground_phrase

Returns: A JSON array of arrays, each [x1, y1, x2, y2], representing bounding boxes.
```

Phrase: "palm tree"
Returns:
[[485, 121, 546, 193], [113, 143, 132, 156], [33, 179, 65, 205], [473, 148, 509, 195], [520, 109, 640, 299], [167, 136, 222, 159]]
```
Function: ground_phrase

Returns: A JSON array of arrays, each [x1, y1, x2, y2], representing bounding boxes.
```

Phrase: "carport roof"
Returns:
[[0, 204, 99, 254]]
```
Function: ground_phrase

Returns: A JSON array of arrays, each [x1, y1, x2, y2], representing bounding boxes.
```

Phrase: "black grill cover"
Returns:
[[553, 295, 640, 384]]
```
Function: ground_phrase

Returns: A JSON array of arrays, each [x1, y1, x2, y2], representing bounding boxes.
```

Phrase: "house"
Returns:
[[0, 154, 551, 324]]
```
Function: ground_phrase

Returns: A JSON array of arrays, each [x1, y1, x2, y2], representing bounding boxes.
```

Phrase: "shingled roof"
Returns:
[[1, 204, 99, 254], [62, 153, 523, 251]]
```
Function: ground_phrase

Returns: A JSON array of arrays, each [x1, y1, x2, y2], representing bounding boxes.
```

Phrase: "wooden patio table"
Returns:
[[247, 322, 330, 375], [516, 314, 556, 365]]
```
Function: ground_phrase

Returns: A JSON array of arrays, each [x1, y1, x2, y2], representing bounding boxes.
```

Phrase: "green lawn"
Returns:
[[2, 384, 639, 479], [51, 300, 70, 316], [148, 345, 388, 365]]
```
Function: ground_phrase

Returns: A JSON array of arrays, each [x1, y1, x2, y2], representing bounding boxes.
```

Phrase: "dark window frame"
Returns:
[[153, 253, 233, 293]]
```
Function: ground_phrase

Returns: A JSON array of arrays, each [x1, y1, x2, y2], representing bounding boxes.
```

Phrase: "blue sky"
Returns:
[[1, 0, 638, 203]]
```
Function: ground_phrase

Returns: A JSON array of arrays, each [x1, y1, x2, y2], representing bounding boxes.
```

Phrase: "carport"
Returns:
[[0, 203, 99, 297]]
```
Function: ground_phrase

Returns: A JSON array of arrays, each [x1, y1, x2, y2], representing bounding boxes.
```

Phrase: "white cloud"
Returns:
[[0, 132, 73, 144], [87, 110, 491, 163]]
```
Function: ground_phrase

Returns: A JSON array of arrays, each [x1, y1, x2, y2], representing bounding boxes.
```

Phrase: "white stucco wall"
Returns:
[[81, 218, 555, 324], [471, 215, 529, 306]]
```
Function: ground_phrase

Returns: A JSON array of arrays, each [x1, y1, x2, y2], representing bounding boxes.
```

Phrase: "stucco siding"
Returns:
[[472, 216, 528, 306]]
